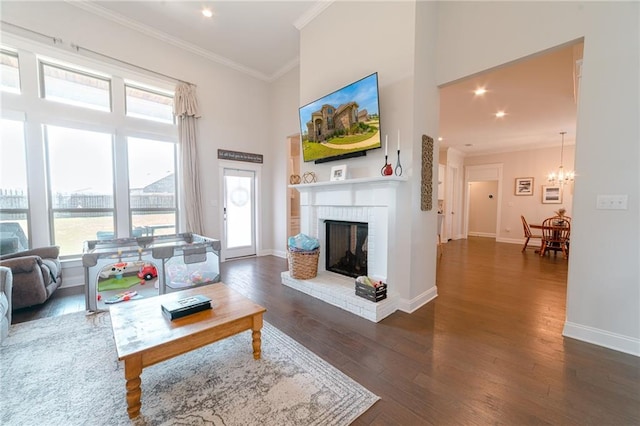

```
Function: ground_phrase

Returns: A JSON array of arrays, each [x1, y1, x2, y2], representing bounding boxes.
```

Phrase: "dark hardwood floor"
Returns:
[[11, 237, 640, 425]]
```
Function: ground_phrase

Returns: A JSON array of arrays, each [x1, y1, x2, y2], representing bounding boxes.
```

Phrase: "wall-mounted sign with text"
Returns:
[[217, 149, 263, 164]]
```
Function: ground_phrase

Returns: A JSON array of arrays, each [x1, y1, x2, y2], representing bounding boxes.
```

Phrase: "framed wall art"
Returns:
[[542, 185, 562, 204], [330, 164, 347, 181], [421, 135, 434, 211], [515, 177, 534, 196]]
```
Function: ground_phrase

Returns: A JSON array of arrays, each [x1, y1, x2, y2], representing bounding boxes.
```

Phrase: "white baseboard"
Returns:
[[468, 232, 496, 238], [563, 321, 640, 357], [257, 249, 287, 258], [397, 285, 438, 313], [496, 237, 525, 245], [270, 250, 287, 259], [60, 261, 84, 288]]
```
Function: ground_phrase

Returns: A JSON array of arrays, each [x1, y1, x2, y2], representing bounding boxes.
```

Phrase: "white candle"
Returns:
[[385, 135, 388, 156], [397, 129, 400, 151]]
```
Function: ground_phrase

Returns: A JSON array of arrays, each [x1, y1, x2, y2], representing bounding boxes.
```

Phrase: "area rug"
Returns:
[[0, 312, 378, 425]]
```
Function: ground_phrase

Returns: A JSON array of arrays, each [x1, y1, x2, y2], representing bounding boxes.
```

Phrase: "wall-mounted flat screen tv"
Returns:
[[299, 72, 381, 164]]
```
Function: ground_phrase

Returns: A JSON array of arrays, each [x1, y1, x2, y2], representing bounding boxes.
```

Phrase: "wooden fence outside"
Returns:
[[1, 190, 174, 209]]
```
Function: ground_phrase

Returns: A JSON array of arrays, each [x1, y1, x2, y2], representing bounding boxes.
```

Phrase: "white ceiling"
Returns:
[[439, 43, 581, 156], [70, 1, 580, 156], [78, 1, 324, 81]]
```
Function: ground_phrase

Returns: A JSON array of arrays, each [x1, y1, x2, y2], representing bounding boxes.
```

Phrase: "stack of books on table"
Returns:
[[161, 294, 212, 320]]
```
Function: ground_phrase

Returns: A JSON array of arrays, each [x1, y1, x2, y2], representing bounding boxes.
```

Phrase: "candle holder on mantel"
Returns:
[[395, 149, 403, 176], [381, 155, 393, 176]]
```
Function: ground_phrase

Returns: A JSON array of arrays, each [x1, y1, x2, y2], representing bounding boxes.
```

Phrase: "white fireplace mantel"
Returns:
[[283, 175, 408, 322], [289, 175, 407, 191]]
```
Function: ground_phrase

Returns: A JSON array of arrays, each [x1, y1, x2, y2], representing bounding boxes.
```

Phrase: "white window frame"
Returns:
[[0, 35, 179, 258], [38, 59, 113, 112]]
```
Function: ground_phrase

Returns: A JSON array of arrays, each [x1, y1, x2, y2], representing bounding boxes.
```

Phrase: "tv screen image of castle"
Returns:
[[299, 73, 381, 163]]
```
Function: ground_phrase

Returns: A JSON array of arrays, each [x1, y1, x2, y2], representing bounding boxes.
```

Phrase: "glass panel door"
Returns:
[[223, 168, 256, 258]]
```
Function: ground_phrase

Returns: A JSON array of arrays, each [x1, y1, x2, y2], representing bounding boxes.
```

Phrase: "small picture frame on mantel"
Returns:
[[514, 177, 534, 196], [542, 185, 562, 204], [330, 164, 347, 181]]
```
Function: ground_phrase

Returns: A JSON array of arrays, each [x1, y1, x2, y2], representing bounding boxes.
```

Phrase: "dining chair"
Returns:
[[539, 217, 571, 259], [520, 215, 542, 253]]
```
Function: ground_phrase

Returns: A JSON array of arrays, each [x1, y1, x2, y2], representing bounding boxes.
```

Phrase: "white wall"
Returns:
[[408, 0, 440, 302], [268, 66, 301, 256], [299, 1, 440, 308], [465, 146, 576, 243], [299, 1, 416, 181], [438, 2, 640, 355]]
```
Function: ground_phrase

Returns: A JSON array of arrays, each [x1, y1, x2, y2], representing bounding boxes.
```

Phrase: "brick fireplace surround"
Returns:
[[282, 176, 407, 322]]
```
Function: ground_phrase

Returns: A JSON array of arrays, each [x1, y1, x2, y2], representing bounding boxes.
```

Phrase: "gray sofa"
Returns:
[[0, 266, 12, 343], [0, 246, 62, 310]]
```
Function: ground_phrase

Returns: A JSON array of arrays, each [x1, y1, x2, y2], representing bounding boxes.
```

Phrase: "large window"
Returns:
[[46, 125, 115, 256], [127, 137, 177, 236], [0, 118, 29, 253], [1, 42, 177, 257]]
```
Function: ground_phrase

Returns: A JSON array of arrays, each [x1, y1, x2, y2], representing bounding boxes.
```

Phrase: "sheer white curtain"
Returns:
[[174, 82, 205, 235]]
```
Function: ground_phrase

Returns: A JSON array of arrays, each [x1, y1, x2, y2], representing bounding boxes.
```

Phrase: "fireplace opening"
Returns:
[[325, 220, 368, 278]]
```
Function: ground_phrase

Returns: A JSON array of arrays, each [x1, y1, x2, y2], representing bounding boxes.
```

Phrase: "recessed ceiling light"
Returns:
[[438, 137, 443, 141], [202, 8, 213, 18], [495, 111, 506, 118], [474, 88, 487, 96]]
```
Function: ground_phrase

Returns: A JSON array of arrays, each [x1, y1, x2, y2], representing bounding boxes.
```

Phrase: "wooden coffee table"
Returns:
[[109, 283, 266, 419]]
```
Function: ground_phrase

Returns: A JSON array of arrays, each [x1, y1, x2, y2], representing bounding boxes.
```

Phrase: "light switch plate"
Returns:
[[596, 194, 628, 210]]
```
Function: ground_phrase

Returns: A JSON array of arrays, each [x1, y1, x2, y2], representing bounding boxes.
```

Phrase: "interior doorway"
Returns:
[[463, 164, 503, 238], [467, 180, 499, 238], [444, 164, 461, 241]]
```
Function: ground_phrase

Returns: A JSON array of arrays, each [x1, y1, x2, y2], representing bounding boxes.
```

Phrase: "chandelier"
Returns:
[[547, 131, 574, 185]]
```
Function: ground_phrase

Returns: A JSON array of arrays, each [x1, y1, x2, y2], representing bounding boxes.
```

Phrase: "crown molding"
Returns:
[[293, 0, 335, 30], [268, 56, 300, 82], [66, 0, 271, 82]]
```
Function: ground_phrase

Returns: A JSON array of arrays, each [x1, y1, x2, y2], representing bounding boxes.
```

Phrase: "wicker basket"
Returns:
[[287, 249, 319, 279]]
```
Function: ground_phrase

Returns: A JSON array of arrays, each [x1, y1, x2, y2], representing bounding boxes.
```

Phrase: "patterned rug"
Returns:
[[0, 312, 378, 425]]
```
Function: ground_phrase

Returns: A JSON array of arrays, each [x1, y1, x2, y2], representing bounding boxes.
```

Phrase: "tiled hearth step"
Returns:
[[281, 271, 397, 322]]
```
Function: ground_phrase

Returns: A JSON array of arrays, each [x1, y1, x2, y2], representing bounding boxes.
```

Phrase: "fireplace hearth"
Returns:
[[282, 176, 408, 322], [325, 220, 367, 278]]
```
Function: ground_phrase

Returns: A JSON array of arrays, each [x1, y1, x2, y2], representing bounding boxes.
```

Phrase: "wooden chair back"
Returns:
[[540, 217, 571, 258], [521, 215, 532, 238]]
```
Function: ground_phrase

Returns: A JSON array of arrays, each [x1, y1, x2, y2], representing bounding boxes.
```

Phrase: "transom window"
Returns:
[[1, 49, 20, 93], [125, 84, 174, 124], [39, 60, 112, 112]]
